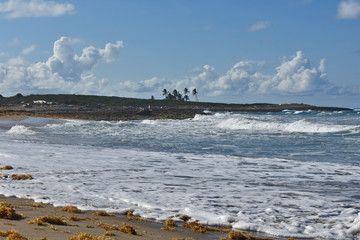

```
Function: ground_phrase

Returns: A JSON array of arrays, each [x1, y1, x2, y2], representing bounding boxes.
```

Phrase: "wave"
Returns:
[[6, 125, 35, 135], [217, 118, 358, 133]]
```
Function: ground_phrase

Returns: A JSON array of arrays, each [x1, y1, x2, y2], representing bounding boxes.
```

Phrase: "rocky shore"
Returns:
[[0, 94, 352, 121]]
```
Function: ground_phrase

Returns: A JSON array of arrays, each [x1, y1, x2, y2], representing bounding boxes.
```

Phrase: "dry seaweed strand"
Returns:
[[165, 218, 177, 227], [125, 209, 151, 222], [60, 206, 84, 213], [104, 231, 115, 236], [228, 230, 274, 240], [29, 202, 44, 208], [0, 230, 29, 240], [0, 202, 25, 220], [28, 215, 67, 226], [68, 233, 114, 240], [162, 218, 178, 231], [97, 223, 119, 231], [182, 221, 207, 234], [119, 223, 137, 235], [91, 211, 114, 216], [161, 225, 176, 231]]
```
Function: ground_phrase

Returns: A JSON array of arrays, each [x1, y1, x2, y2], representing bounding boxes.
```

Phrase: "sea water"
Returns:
[[0, 110, 360, 239]]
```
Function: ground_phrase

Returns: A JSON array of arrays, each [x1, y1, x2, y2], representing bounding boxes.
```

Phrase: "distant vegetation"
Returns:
[[162, 88, 198, 101]]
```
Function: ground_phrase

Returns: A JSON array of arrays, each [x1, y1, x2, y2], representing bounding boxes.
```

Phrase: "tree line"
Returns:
[[162, 88, 198, 101]]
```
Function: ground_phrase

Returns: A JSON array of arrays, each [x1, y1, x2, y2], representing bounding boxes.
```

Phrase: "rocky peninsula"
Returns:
[[0, 94, 352, 121]]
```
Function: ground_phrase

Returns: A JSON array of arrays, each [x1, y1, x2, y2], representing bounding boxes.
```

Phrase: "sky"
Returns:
[[0, 0, 359, 108]]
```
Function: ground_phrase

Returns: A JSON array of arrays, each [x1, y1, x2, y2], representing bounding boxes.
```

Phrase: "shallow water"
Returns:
[[0, 110, 359, 239]]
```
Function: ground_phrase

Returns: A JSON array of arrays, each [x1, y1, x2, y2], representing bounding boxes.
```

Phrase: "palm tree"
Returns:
[[162, 89, 168, 98], [183, 88, 189, 101], [192, 88, 198, 101]]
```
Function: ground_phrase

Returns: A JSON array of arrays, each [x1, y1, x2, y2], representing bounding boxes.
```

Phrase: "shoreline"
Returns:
[[0, 195, 227, 240], [0, 195, 286, 240]]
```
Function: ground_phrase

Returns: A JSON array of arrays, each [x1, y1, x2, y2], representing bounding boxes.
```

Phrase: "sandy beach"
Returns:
[[0, 195, 234, 240]]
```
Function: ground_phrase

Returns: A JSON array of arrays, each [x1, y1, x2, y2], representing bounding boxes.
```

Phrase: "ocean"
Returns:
[[0, 110, 359, 239]]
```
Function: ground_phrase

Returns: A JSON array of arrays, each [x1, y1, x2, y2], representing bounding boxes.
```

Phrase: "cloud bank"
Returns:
[[0, 37, 353, 99], [337, 0, 360, 19], [0, 0, 75, 19], [0, 36, 123, 95], [116, 51, 329, 98]]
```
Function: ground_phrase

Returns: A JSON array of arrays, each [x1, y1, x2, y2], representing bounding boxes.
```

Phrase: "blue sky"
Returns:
[[0, 0, 359, 108]]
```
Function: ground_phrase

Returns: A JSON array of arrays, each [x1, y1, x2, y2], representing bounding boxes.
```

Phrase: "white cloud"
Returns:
[[150, 51, 326, 97], [337, 0, 360, 19], [21, 45, 37, 55], [0, 51, 6, 57], [247, 21, 271, 32], [0, 43, 351, 99], [116, 51, 329, 98], [0, 36, 123, 95], [0, 0, 75, 19], [259, 51, 327, 94]]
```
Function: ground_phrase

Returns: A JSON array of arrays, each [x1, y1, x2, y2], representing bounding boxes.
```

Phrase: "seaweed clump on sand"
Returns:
[[68, 233, 114, 240], [162, 218, 177, 231], [182, 221, 207, 234], [91, 211, 115, 216], [125, 209, 151, 222], [119, 223, 137, 235], [0, 230, 28, 240], [28, 215, 67, 226], [97, 222, 138, 235], [0, 202, 25, 220], [228, 230, 274, 240], [97, 223, 119, 231], [60, 206, 84, 213]]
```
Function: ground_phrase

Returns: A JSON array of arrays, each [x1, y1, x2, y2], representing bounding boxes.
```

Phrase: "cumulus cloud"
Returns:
[[110, 51, 329, 99], [0, 36, 123, 95], [110, 51, 341, 99], [0, 44, 351, 99], [337, 0, 360, 19], [247, 21, 271, 32], [21, 45, 37, 55], [160, 51, 327, 97], [0, 0, 75, 19]]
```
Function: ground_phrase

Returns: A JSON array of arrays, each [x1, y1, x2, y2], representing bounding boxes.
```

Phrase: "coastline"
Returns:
[[0, 195, 229, 240], [0, 94, 352, 121]]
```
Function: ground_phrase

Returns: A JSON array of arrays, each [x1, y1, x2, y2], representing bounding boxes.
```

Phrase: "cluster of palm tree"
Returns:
[[162, 88, 198, 101]]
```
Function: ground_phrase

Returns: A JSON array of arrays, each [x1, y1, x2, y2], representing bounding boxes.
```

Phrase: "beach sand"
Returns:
[[0, 195, 231, 240]]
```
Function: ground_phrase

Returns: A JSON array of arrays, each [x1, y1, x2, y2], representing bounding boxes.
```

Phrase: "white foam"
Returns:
[[6, 125, 35, 135], [217, 117, 358, 133]]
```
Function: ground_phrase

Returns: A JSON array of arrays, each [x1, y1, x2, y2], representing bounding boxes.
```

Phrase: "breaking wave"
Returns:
[[217, 118, 358, 133]]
